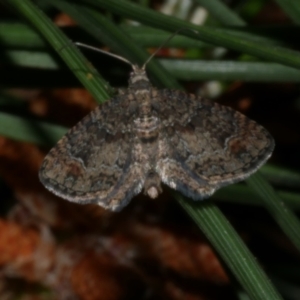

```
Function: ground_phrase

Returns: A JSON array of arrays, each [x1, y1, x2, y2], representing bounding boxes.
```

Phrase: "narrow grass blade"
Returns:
[[261, 165, 300, 188], [0, 22, 47, 49], [0, 112, 67, 146], [247, 172, 300, 252], [214, 184, 300, 210], [159, 60, 300, 82], [3, 22, 300, 50], [274, 0, 300, 24], [194, 0, 246, 26], [174, 194, 283, 300], [8, 0, 112, 104]]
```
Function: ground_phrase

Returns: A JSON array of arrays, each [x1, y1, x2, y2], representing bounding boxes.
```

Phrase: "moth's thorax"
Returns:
[[134, 93, 160, 140]]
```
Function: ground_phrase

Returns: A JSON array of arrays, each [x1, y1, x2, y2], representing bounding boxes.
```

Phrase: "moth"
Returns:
[[39, 45, 274, 211]]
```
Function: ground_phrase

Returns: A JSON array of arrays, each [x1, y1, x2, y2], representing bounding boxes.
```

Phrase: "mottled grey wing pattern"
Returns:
[[156, 89, 274, 199], [39, 64, 274, 211], [39, 96, 145, 211]]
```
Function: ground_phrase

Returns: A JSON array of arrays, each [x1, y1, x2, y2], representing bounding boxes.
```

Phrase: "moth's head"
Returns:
[[128, 65, 152, 90]]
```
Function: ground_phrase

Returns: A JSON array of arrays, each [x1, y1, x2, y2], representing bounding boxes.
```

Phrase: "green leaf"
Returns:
[[193, 0, 246, 26], [274, 0, 300, 24], [0, 112, 66, 146], [159, 60, 300, 82]]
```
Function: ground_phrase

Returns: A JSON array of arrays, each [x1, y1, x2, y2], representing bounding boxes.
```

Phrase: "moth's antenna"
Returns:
[[75, 42, 134, 68], [142, 28, 199, 69]]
